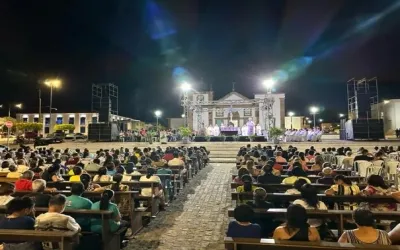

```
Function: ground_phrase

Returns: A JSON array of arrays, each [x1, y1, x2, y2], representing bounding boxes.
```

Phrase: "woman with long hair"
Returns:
[[110, 173, 129, 192], [311, 155, 324, 171], [91, 190, 129, 246], [237, 174, 257, 204], [363, 175, 395, 211], [273, 204, 320, 241], [325, 175, 360, 210], [139, 167, 166, 208], [93, 166, 112, 182], [293, 184, 327, 227]]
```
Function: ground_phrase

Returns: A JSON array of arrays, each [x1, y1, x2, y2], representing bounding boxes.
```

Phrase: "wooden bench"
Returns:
[[230, 183, 367, 193], [0, 207, 118, 250], [12, 190, 144, 236], [231, 175, 364, 184], [224, 237, 400, 250], [231, 192, 399, 206], [227, 208, 400, 235], [0, 230, 78, 250]]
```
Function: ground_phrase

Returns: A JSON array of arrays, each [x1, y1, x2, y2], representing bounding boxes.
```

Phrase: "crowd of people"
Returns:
[[228, 143, 400, 245], [0, 144, 209, 249]]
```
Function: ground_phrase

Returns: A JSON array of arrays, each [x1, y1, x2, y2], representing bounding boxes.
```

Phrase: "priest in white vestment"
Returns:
[[247, 118, 255, 136], [256, 124, 262, 136], [241, 124, 248, 136], [207, 125, 213, 136], [213, 125, 220, 136]]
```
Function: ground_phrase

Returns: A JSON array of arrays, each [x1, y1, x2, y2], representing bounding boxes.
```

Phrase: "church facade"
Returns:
[[186, 91, 285, 133]]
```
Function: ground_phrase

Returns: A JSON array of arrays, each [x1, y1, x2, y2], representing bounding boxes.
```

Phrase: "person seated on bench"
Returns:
[[27, 179, 52, 207], [69, 166, 83, 182], [227, 204, 261, 238], [282, 165, 311, 185], [0, 161, 10, 173], [15, 171, 34, 191], [105, 162, 117, 176], [6, 165, 21, 179], [316, 166, 334, 185], [85, 158, 101, 172], [257, 163, 281, 184], [275, 151, 287, 164], [115, 166, 131, 182], [362, 175, 395, 211], [80, 174, 103, 192], [246, 187, 272, 209], [91, 189, 129, 247], [36, 194, 81, 233], [140, 168, 166, 208], [285, 178, 308, 195], [66, 183, 93, 231], [311, 155, 324, 171], [110, 174, 129, 191], [0, 197, 38, 250], [293, 184, 327, 227], [41, 163, 64, 182], [233, 168, 252, 185], [339, 208, 391, 245], [325, 174, 360, 210], [93, 166, 112, 182], [0, 183, 15, 205], [273, 204, 320, 242], [16, 159, 29, 173], [237, 175, 257, 204]]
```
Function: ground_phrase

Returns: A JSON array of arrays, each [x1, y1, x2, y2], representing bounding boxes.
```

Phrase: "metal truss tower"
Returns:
[[347, 77, 379, 120], [91, 83, 119, 115]]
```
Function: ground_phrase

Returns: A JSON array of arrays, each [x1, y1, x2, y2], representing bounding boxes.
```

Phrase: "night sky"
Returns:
[[1, 0, 400, 123]]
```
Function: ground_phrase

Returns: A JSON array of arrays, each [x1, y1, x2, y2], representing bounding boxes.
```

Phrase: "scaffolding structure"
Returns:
[[347, 77, 379, 120], [91, 83, 119, 115]]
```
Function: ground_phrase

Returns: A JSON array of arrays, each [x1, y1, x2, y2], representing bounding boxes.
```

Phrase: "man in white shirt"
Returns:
[[35, 194, 81, 233]]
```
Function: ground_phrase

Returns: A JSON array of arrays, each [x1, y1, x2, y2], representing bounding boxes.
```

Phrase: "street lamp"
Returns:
[[309, 106, 319, 128], [263, 79, 275, 90], [319, 119, 323, 122], [154, 110, 162, 132], [180, 82, 191, 92], [44, 79, 62, 133], [339, 113, 345, 118], [288, 112, 295, 129], [0, 103, 23, 117]]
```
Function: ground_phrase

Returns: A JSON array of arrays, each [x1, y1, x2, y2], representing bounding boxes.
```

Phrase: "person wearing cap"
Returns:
[[316, 164, 334, 185]]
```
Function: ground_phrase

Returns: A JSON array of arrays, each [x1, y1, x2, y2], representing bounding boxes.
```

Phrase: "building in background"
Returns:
[[185, 91, 285, 132], [284, 116, 305, 130], [16, 112, 143, 135], [371, 99, 400, 135]]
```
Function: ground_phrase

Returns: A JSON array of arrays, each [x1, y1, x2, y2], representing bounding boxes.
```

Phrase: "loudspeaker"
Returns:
[[352, 119, 384, 140], [356, 92, 371, 119], [253, 136, 267, 142], [193, 136, 207, 142], [88, 122, 119, 141], [99, 97, 111, 122], [238, 136, 250, 142]]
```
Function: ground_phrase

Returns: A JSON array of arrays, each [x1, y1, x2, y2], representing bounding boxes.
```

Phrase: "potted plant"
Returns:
[[269, 127, 284, 144], [179, 126, 192, 144]]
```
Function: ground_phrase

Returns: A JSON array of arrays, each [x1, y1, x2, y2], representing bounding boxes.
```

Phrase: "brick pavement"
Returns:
[[127, 163, 233, 250]]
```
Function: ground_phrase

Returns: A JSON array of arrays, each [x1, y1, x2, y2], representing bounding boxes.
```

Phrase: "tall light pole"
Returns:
[[288, 112, 295, 129], [154, 110, 162, 133], [180, 82, 191, 127], [310, 106, 319, 128], [262, 78, 276, 136], [44, 79, 61, 133]]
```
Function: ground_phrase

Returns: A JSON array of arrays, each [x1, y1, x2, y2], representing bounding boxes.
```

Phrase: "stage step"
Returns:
[[209, 158, 236, 163]]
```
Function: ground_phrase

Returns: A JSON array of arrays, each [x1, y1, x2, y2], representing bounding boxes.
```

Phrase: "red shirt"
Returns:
[[15, 179, 32, 191], [163, 153, 174, 161]]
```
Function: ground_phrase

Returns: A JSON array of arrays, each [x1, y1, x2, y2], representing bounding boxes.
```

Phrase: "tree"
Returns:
[[16, 122, 43, 131], [54, 124, 75, 131]]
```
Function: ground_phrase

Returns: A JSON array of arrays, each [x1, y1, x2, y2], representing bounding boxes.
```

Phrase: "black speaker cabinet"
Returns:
[[352, 119, 384, 140], [88, 122, 119, 141]]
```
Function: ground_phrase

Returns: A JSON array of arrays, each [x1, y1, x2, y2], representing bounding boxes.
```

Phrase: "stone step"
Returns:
[[209, 158, 236, 163]]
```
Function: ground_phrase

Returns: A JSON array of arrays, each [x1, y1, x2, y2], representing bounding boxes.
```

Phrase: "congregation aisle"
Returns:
[[127, 163, 233, 250]]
